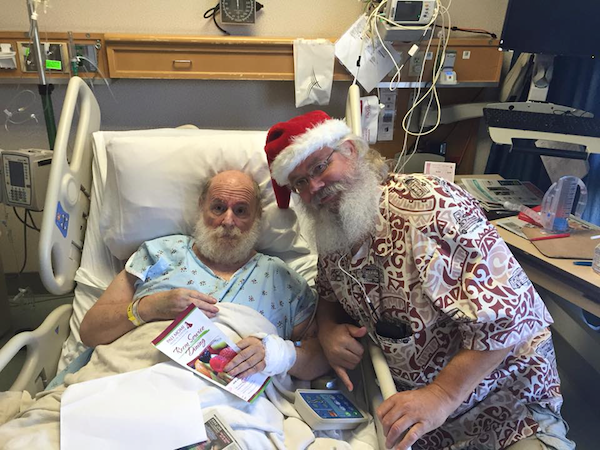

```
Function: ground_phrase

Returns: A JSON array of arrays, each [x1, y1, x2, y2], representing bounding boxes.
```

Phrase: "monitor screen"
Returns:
[[394, 1, 422, 22], [9, 161, 25, 187], [500, 0, 600, 58]]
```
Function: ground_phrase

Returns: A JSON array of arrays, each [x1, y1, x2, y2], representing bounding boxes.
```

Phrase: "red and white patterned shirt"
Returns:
[[316, 174, 562, 449]]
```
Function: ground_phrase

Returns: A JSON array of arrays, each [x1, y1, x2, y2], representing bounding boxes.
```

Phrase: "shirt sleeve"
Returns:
[[414, 179, 553, 351], [125, 238, 169, 284]]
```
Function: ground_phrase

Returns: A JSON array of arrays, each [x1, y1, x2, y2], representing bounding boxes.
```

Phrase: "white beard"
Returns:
[[193, 216, 261, 266], [299, 163, 383, 256]]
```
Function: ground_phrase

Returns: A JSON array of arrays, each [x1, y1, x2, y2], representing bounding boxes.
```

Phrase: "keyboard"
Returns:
[[484, 107, 600, 138]]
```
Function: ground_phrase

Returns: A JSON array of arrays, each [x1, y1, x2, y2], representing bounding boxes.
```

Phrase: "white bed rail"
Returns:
[[39, 77, 101, 295], [0, 304, 72, 394]]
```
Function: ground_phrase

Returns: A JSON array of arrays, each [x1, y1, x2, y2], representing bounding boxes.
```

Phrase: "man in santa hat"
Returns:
[[264, 111, 574, 450]]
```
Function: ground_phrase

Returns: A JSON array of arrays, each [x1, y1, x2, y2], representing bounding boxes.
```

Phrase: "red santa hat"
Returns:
[[264, 110, 351, 209]]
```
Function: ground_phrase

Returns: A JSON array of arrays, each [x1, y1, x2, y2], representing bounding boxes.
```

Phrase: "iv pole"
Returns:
[[26, 0, 56, 149]]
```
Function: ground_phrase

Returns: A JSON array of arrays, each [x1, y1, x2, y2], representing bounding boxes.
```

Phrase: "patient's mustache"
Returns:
[[214, 225, 242, 239]]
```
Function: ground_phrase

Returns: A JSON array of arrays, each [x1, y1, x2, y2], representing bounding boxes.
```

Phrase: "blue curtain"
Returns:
[[485, 56, 600, 226], [548, 56, 600, 225]]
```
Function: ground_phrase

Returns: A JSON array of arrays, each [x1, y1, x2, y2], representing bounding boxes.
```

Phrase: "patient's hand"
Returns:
[[139, 288, 219, 321], [318, 324, 367, 391], [224, 337, 266, 378]]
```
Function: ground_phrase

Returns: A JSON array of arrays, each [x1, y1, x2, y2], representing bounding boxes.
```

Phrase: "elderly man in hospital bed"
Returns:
[[0, 169, 332, 449], [80, 169, 329, 381]]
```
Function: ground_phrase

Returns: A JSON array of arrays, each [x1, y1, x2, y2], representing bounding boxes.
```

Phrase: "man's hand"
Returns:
[[224, 337, 265, 378], [139, 288, 218, 321], [376, 383, 457, 450], [318, 323, 367, 391]]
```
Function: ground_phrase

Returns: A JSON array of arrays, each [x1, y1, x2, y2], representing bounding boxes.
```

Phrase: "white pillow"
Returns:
[[99, 130, 315, 278]]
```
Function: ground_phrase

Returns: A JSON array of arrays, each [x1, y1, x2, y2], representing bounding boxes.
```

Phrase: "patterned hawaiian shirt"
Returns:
[[316, 174, 563, 449], [126, 235, 315, 339]]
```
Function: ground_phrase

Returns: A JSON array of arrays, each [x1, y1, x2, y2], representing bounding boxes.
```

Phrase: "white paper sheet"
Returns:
[[335, 15, 402, 93], [293, 39, 335, 108], [60, 362, 207, 450], [424, 161, 456, 183]]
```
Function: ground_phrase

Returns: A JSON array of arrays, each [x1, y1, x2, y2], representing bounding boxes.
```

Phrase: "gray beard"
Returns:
[[298, 163, 382, 256], [193, 216, 261, 266]]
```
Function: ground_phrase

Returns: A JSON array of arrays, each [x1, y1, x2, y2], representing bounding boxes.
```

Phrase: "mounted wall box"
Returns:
[[0, 43, 17, 69], [18, 41, 69, 73]]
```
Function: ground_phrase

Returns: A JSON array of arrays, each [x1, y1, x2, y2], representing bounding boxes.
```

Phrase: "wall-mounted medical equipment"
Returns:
[[386, 0, 437, 25], [1, 149, 52, 211], [220, 0, 256, 24], [18, 42, 69, 73], [0, 43, 17, 70]]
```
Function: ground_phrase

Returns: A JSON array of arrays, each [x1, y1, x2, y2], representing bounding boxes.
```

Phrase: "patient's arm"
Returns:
[[288, 319, 330, 381], [80, 270, 138, 347], [80, 270, 218, 347]]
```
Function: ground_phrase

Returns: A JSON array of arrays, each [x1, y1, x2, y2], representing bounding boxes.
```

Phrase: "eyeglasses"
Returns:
[[290, 150, 336, 194]]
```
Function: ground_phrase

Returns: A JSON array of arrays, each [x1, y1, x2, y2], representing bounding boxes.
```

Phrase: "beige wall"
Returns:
[[0, 0, 509, 275], [0, 0, 508, 37]]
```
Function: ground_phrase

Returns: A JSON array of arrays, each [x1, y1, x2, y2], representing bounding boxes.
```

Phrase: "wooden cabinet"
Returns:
[[105, 34, 351, 81]]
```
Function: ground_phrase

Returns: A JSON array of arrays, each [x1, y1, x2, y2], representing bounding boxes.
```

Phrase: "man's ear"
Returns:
[[340, 140, 358, 157]]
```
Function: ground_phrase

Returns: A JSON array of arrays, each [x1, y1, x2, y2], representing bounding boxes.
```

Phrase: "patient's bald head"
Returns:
[[194, 170, 262, 266], [199, 170, 261, 220]]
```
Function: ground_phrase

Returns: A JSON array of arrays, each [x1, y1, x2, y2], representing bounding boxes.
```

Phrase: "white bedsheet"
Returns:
[[0, 304, 376, 450]]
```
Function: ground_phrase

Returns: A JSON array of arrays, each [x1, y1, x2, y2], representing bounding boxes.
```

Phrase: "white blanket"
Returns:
[[0, 304, 377, 450]]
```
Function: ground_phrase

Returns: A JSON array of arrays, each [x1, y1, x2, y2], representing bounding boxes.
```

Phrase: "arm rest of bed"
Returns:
[[0, 304, 73, 394], [367, 341, 398, 450]]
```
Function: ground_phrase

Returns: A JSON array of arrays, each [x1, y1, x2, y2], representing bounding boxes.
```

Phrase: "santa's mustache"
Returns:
[[311, 182, 347, 207]]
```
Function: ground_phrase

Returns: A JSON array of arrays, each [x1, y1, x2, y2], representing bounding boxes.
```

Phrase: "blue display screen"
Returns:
[[300, 392, 363, 420]]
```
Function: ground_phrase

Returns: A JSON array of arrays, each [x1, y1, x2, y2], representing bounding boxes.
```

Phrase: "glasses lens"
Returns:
[[293, 179, 308, 193]]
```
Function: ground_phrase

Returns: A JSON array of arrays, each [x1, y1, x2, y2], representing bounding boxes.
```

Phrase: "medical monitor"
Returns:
[[499, 0, 600, 58]]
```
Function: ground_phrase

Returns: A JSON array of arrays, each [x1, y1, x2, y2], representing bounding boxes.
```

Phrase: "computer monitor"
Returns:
[[499, 0, 600, 58]]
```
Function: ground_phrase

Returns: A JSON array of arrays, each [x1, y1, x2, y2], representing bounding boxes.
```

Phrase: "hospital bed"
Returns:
[[0, 77, 396, 449]]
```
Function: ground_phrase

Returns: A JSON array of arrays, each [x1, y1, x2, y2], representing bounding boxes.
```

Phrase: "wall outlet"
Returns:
[[408, 51, 425, 77], [378, 89, 398, 141], [74, 44, 98, 72]]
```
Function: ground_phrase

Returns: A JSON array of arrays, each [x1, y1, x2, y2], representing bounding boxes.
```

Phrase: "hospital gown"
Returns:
[[126, 235, 315, 339]]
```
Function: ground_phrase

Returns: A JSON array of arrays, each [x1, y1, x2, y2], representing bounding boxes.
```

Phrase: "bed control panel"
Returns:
[[294, 389, 368, 431], [1, 149, 52, 211]]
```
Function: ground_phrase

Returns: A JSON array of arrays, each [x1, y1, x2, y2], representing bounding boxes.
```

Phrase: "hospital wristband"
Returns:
[[127, 298, 146, 327]]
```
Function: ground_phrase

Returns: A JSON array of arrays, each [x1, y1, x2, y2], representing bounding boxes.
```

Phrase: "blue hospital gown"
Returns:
[[125, 235, 314, 339]]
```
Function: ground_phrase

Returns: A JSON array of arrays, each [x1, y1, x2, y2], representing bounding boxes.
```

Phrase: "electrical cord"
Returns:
[[19, 219, 28, 274], [204, 3, 230, 35], [13, 207, 40, 232], [27, 209, 39, 231], [435, 24, 497, 39]]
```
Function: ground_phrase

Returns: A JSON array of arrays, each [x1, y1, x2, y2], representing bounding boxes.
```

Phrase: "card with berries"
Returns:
[[152, 304, 271, 402]]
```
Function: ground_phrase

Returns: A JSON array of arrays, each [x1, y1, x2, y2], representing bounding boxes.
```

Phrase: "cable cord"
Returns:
[[204, 3, 231, 35], [19, 218, 28, 274], [13, 207, 40, 232]]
